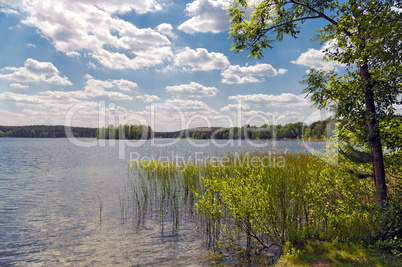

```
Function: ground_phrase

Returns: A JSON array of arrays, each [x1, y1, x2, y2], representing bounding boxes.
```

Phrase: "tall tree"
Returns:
[[228, 0, 402, 209]]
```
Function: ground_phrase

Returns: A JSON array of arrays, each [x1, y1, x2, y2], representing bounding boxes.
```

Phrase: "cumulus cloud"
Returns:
[[166, 82, 218, 98], [4, 0, 165, 14], [137, 94, 161, 103], [220, 103, 250, 112], [178, 0, 230, 34], [291, 41, 345, 71], [4, 75, 135, 102], [78, 74, 136, 99], [174, 47, 229, 71], [228, 93, 311, 108], [16, 0, 172, 70], [221, 64, 287, 84], [0, 92, 130, 127], [10, 83, 29, 89], [0, 92, 65, 106], [156, 23, 176, 38], [75, 0, 165, 14], [278, 68, 288, 75], [0, 58, 72, 85], [0, 74, 139, 126], [134, 98, 221, 131], [160, 98, 218, 115]]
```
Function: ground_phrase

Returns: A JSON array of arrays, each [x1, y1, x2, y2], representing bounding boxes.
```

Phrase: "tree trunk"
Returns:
[[360, 63, 388, 209]]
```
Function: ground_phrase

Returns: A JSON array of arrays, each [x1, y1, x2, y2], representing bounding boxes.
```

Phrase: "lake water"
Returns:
[[0, 138, 326, 266]]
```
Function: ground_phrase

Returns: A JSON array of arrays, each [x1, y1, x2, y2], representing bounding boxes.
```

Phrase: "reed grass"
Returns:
[[122, 150, 399, 264], [97, 186, 103, 224]]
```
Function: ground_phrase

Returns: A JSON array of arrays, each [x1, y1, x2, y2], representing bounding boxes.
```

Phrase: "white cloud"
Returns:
[[0, 7, 19, 15], [17, 0, 172, 70], [0, 92, 45, 104], [166, 82, 218, 98], [278, 68, 288, 75], [27, 43, 36, 48], [0, 58, 72, 85], [2, 75, 135, 102], [74, 0, 165, 14], [174, 47, 229, 71], [178, 0, 230, 34], [144, 98, 219, 130], [228, 93, 312, 108], [87, 61, 97, 69], [0, 74, 138, 126], [220, 103, 250, 112], [0, 93, 131, 127], [221, 64, 287, 84], [0, 109, 24, 118], [152, 98, 218, 116], [156, 23, 176, 38], [166, 99, 216, 113], [113, 79, 139, 93], [137, 94, 161, 103], [291, 41, 345, 71], [78, 74, 135, 99], [10, 83, 29, 89]]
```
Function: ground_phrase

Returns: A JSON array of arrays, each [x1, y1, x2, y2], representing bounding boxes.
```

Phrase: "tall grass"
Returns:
[[123, 150, 397, 262]]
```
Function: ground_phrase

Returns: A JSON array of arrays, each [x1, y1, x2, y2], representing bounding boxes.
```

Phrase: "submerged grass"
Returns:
[[122, 150, 401, 265]]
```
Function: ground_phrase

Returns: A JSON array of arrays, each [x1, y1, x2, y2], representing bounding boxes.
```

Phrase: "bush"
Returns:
[[374, 200, 402, 256]]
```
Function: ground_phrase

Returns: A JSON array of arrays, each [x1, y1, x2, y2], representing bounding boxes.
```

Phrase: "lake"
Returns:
[[0, 138, 326, 266]]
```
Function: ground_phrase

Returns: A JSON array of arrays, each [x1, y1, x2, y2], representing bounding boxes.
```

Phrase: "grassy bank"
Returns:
[[276, 240, 402, 266], [127, 150, 401, 265]]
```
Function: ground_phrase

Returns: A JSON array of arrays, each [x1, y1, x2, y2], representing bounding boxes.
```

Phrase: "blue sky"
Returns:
[[0, 0, 347, 131]]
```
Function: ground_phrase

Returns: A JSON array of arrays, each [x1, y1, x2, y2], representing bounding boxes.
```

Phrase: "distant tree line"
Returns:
[[153, 129, 193, 139], [96, 124, 153, 140], [0, 119, 340, 140], [0, 125, 96, 138], [190, 119, 338, 140]]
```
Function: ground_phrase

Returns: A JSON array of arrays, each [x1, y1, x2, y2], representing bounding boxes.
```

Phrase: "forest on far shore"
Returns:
[[0, 118, 337, 140], [154, 118, 338, 140], [0, 125, 96, 138]]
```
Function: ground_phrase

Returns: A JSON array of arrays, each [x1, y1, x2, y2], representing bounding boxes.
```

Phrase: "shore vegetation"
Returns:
[[125, 147, 402, 265]]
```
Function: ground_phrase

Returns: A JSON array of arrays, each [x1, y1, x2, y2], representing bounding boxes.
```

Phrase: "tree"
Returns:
[[228, 0, 402, 209]]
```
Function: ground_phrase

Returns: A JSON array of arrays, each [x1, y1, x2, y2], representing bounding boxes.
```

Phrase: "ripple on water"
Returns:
[[0, 138, 326, 266]]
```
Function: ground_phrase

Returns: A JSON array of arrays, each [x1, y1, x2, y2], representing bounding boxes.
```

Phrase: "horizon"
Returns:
[[0, 116, 329, 132]]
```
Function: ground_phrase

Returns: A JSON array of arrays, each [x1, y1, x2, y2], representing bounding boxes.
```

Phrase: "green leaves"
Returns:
[[229, 0, 401, 210]]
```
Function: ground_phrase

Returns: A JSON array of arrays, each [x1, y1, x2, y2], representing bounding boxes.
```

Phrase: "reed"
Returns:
[[123, 150, 393, 262], [119, 185, 129, 223], [97, 186, 103, 224]]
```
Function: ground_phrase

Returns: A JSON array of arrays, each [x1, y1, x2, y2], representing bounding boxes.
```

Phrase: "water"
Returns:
[[0, 138, 326, 266]]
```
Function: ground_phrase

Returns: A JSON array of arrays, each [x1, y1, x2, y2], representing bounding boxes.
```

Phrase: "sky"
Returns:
[[0, 0, 347, 132]]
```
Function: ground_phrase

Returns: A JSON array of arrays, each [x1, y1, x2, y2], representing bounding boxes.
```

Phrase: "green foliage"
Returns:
[[97, 124, 153, 140], [196, 153, 378, 254], [0, 125, 96, 138], [302, 69, 402, 151], [304, 159, 376, 243], [374, 183, 402, 257], [189, 121, 333, 140], [128, 150, 402, 262], [228, 0, 402, 210], [276, 240, 402, 267]]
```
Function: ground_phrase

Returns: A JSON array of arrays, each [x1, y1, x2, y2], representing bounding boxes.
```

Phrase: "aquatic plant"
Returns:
[[123, 150, 400, 262], [97, 186, 103, 224]]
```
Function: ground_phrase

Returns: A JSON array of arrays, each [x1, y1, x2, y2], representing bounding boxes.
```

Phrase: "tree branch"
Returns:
[[290, 0, 353, 37], [261, 15, 321, 34]]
